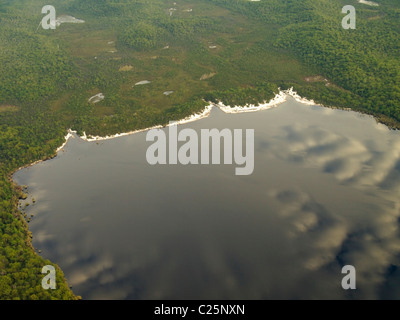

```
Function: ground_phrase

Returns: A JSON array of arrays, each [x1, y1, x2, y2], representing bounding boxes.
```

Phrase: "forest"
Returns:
[[0, 0, 399, 299]]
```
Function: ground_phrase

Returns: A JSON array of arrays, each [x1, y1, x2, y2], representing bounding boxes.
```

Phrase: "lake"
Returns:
[[13, 97, 400, 299]]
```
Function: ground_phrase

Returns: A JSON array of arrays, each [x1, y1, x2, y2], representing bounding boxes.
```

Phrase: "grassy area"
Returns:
[[0, 106, 19, 113], [35, 0, 314, 120]]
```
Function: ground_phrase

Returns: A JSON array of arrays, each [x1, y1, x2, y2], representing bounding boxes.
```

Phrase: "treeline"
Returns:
[[119, 17, 217, 50], [65, 83, 279, 138], [205, 0, 318, 24], [0, 148, 77, 299], [67, 0, 127, 17], [0, 170, 77, 300], [0, 16, 78, 103], [72, 98, 208, 137], [157, 17, 217, 39], [207, 0, 400, 123], [274, 3, 400, 122], [0, 104, 77, 299], [119, 22, 165, 50], [204, 82, 279, 107], [0, 3, 79, 300]]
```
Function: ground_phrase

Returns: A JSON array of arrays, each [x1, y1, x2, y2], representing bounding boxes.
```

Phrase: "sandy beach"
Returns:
[[55, 88, 319, 145]]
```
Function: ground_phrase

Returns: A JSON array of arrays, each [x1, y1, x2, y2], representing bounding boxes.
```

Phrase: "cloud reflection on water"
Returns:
[[14, 99, 400, 299]]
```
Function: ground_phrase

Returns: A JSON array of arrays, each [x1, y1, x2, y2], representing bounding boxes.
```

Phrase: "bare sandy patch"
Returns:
[[0, 105, 19, 113], [119, 65, 134, 72], [304, 75, 326, 82], [358, 0, 379, 6], [88, 93, 105, 104], [367, 15, 384, 20], [200, 72, 216, 81]]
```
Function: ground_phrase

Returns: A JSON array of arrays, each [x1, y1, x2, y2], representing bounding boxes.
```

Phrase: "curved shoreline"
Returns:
[[7, 87, 381, 300], [13, 88, 318, 174], [75, 87, 319, 142]]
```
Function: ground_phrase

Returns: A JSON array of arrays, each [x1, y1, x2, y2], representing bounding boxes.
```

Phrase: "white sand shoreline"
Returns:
[[78, 88, 319, 142], [14, 88, 320, 173], [358, 0, 379, 6]]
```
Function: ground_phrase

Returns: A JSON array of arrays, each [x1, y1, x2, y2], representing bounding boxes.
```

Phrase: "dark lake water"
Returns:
[[14, 98, 400, 299]]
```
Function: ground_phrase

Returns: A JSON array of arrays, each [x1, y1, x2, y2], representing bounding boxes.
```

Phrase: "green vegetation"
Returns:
[[120, 22, 165, 50], [0, 178, 76, 299], [0, 0, 399, 299]]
